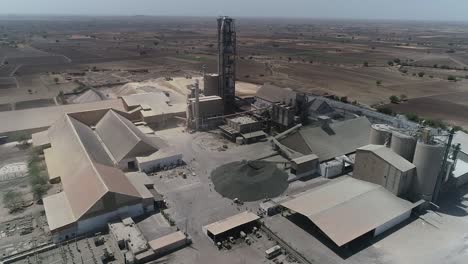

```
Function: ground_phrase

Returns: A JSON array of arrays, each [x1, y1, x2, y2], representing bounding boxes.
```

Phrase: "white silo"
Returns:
[[411, 141, 445, 201], [369, 124, 393, 145], [390, 131, 417, 162]]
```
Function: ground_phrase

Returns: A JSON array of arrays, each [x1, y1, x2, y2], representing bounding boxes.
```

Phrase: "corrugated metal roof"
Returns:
[[43, 113, 144, 231], [43, 192, 75, 231], [203, 211, 260, 236], [0, 99, 124, 134], [357, 145, 415, 171], [126, 172, 153, 200], [255, 84, 296, 104], [292, 154, 319, 164], [43, 148, 60, 182], [121, 92, 186, 117], [279, 117, 371, 161], [281, 177, 417, 247], [95, 110, 159, 162], [149, 231, 187, 251], [31, 130, 50, 147]]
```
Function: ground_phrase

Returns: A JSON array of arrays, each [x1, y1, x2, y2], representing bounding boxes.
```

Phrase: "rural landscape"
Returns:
[[1, 16, 468, 127], [0, 13, 468, 264]]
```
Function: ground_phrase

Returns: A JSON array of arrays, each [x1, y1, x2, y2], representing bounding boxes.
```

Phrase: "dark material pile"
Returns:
[[211, 160, 289, 202]]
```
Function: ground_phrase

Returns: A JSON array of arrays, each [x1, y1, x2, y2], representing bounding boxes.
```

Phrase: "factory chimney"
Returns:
[[194, 79, 200, 131], [217, 16, 236, 114]]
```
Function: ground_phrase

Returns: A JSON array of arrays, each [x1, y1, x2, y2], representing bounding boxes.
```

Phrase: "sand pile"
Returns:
[[211, 160, 288, 202]]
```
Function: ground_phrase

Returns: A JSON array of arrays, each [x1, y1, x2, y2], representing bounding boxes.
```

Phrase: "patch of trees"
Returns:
[[448, 75, 457, 81], [3, 190, 24, 213], [28, 149, 50, 201]]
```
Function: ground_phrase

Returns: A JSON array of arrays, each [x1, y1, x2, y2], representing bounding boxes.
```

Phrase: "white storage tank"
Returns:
[[369, 124, 392, 145], [411, 141, 445, 201], [204, 73, 219, 96], [390, 131, 417, 162]]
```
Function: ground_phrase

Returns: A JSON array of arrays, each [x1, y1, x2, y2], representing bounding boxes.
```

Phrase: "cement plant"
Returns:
[[1, 14, 468, 264]]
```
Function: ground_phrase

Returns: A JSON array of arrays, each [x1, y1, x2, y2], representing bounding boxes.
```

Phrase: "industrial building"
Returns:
[[281, 177, 421, 247], [109, 218, 190, 263], [308, 98, 334, 116], [219, 115, 266, 143], [202, 211, 260, 243], [36, 109, 184, 241], [273, 116, 371, 161], [120, 92, 186, 126], [254, 84, 297, 108], [353, 145, 416, 197], [186, 95, 224, 129], [366, 123, 447, 202], [290, 154, 320, 179]]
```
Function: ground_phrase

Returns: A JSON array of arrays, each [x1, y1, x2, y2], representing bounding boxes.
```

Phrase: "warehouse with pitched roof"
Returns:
[[38, 109, 183, 241]]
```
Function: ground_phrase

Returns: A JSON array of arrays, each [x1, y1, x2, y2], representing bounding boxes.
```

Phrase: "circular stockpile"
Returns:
[[211, 160, 289, 202], [369, 124, 393, 145]]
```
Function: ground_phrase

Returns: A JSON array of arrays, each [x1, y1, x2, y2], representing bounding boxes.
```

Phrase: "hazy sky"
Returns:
[[0, 0, 467, 21]]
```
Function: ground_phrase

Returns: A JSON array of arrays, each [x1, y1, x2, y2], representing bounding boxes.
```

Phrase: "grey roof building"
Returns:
[[281, 177, 420, 247], [276, 117, 371, 161]]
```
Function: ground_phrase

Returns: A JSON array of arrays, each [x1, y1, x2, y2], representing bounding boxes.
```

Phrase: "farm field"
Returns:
[[0, 16, 468, 126]]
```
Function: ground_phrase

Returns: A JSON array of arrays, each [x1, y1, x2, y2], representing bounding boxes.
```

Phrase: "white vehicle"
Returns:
[[265, 245, 282, 259]]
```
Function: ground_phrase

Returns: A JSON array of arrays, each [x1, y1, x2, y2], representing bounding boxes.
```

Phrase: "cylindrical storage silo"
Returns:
[[204, 73, 219, 96], [390, 131, 417, 162], [369, 124, 393, 145], [411, 142, 445, 201]]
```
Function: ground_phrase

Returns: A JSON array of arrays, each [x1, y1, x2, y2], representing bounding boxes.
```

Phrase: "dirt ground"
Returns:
[[1, 17, 468, 125]]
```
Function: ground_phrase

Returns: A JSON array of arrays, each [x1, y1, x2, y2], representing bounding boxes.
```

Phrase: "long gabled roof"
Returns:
[[95, 110, 159, 162], [281, 177, 418, 247], [279, 117, 371, 161], [45, 114, 142, 229]]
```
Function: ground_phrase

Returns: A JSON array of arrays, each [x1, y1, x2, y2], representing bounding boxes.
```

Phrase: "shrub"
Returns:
[[389, 95, 400, 104], [376, 80, 382, 86], [448, 75, 457, 81], [3, 191, 24, 213], [363, 61, 369, 67], [388, 61, 394, 66], [405, 113, 420, 122], [340, 96, 348, 103], [377, 107, 394, 116], [418, 72, 425, 77], [400, 94, 408, 101]]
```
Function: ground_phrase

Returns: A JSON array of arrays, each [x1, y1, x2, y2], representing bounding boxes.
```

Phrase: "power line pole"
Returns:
[[433, 128, 455, 203]]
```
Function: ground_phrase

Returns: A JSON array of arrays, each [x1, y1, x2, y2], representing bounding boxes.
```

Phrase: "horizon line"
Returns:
[[0, 13, 467, 24]]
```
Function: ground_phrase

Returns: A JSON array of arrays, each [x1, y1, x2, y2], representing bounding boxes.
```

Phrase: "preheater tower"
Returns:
[[217, 16, 236, 113]]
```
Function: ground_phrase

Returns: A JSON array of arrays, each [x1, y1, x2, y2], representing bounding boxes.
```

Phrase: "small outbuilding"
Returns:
[[202, 211, 260, 243]]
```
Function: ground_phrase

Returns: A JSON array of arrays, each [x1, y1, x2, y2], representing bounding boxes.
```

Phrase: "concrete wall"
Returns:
[[77, 204, 144, 235], [374, 210, 411, 237], [353, 150, 414, 197], [54, 204, 145, 242], [137, 154, 183, 173]]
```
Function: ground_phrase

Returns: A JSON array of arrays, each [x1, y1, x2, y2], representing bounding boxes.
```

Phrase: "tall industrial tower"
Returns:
[[217, 16, 237, 113]]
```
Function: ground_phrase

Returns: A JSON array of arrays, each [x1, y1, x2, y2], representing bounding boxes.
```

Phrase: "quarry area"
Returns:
[[0, 15, 468, 264]]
